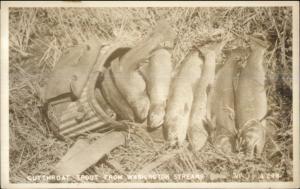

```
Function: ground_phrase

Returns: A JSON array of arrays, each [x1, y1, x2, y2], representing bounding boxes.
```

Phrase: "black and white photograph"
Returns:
[[1, 1, 299, 188]]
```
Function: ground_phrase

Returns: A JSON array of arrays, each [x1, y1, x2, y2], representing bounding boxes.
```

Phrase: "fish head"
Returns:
[[167, 132, 179, 147], [164, 114, 185, 147], [238, 120, 266, 158]]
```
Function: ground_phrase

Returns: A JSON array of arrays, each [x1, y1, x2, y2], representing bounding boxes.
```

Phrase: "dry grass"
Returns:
[[8, 7, 293, 183]]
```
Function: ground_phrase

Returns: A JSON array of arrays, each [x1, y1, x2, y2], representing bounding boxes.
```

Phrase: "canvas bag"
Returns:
[[42, 39, 131, 139]]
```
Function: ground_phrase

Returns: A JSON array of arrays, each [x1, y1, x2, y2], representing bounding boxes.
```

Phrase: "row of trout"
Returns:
[[99, 23, 269, 158]]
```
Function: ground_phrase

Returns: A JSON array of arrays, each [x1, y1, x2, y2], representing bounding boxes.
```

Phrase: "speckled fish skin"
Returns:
[[207, 47, 247, 153], [188, 41, 227, 151], [235, 37, 268, 157], [239, 120, 266, 158], [147, 48, 173, 129], [164, 51, 203, 147]]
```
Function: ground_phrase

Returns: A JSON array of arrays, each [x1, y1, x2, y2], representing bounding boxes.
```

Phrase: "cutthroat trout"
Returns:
[[207, 47, 248, 153], [164, 51, 203, 147], [147, 48, 173, 129], [188, 40, 227, 151], [235, 35, 269, 157], [111, 58, 149, 122], [101, 59, 135, 121], [112, 21, 176, 122]]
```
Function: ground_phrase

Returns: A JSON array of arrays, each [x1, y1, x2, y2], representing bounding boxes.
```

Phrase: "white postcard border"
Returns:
[[1, 1, 299, 188]]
